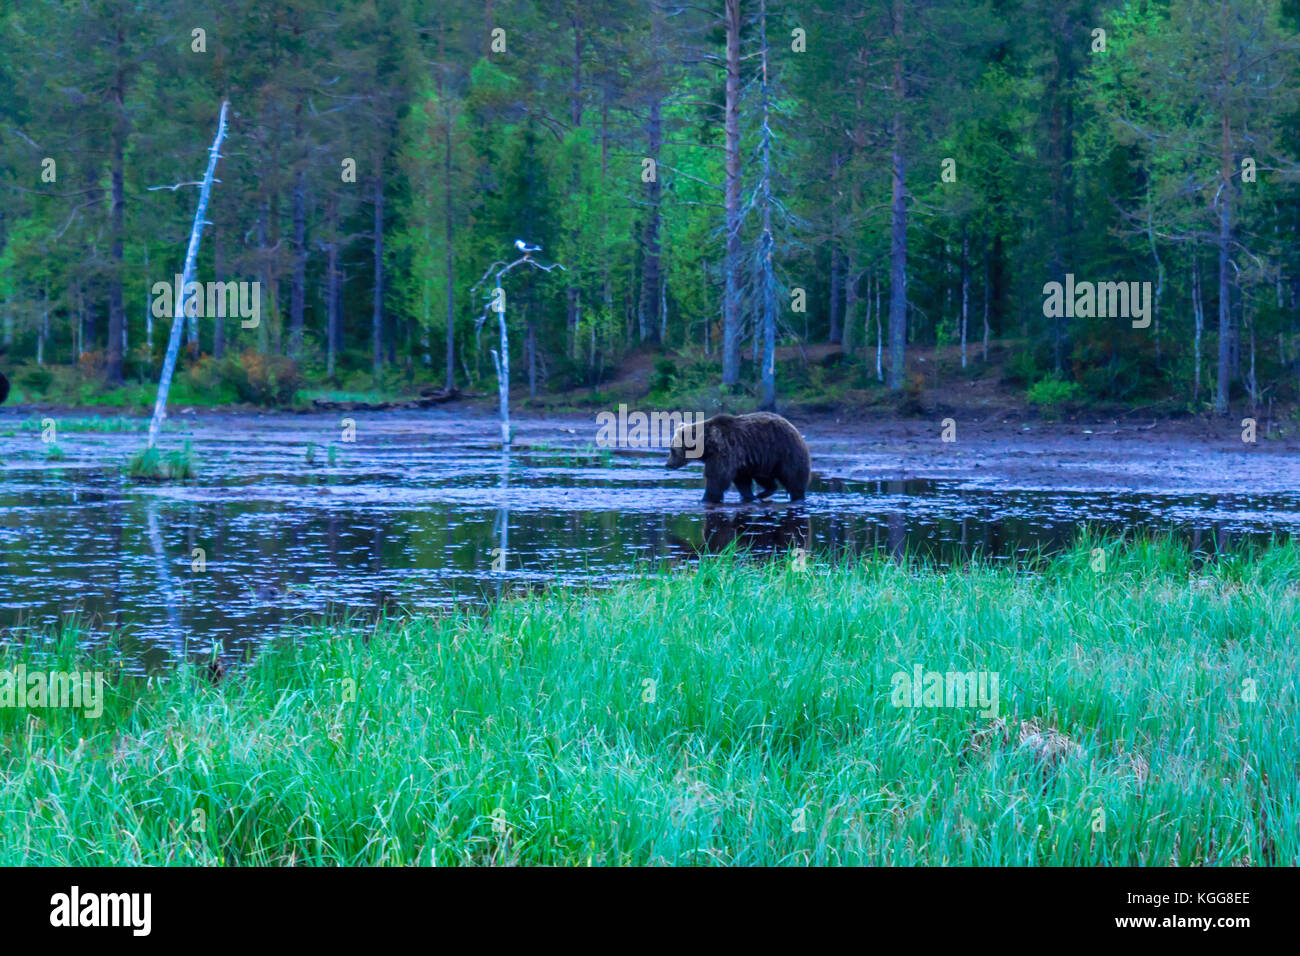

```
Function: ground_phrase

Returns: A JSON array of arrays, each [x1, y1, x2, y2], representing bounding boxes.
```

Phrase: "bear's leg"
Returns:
[[734, 476, 756, 502], [755, 477, 779, 500], [702, 471, 729, 504], [778, 468, 806, 502]]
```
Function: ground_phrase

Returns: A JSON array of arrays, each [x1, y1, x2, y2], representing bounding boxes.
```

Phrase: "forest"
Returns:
[[1, 0, 1298, 417]]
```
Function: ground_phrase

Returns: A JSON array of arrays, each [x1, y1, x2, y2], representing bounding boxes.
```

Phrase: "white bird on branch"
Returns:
[[514, 239, 541, 256]]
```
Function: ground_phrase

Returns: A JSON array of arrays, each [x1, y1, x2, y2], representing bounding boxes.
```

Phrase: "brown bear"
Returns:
[[666, 412, 810, 504]]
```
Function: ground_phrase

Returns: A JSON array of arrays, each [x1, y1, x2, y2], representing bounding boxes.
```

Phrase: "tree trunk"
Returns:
[[843, 252, 857, 357], [290, 169, 307, 358], [875, 271, 883, 381], [212, 233, 225, 359], [758, 0, 775, 409], [372, 169, 385, 380], [444, 112, 456, 391], [863, 270, 871, 367], [829, 242, 843, 345], [527, 309, 537, 398], [658, 280, 666, 343], [0, 212, 9, 349], [256, 204, 271, 354], [1247, 302, 1257, 409], [1147, 203, 1163, 368], [106, 41, 127, 384], [1192, 251, 1203, 401], [638, 91, 663, 345], [492, 278, 510, 446], [38, 286, 48, 365], [829, 147, 844, 345], [1045, 21, 1078, 377], [566, 14, 585, 358], [143, 246, 153, 354], [146, 101, 229, 450], [960, 229, 969, 369], [326, 193, 340, 382], [886, 128, 907, 389], [267, 191, 281, 355], [887, 0, 907, 391], [982, 242, 990, 361], [1215, 112, 1232, 415], [721, 0, 742, 386], [79, 284, 92, 358]]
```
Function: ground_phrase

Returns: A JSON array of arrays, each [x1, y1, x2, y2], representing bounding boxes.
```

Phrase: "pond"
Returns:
[[1, 408, 1298, 673]]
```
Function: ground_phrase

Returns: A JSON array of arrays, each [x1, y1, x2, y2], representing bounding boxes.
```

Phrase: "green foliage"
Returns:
[[125, 440, 197, 481], [645, 351, 767, 414], [1, 0, 1299, 416], [19, 367, 53, 392], [1027, 375, 1082, 412], [184, 357, 243, 406], [935, 317, 956, 348], [18, 415, 153, 433], [650, 358, 676, 395], [1004, 349, 1040, 388], [188, 351, 301, 407]]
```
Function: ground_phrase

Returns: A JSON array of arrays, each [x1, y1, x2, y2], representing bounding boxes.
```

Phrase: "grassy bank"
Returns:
[[1, 355, 420, 412], [1, 537, 1295, 865]]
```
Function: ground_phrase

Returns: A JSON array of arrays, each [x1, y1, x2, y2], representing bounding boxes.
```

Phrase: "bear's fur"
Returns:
[[666, 412, 810, 504]]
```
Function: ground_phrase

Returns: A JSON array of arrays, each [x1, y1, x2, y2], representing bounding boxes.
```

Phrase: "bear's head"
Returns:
[[666, 420, 707, 469]]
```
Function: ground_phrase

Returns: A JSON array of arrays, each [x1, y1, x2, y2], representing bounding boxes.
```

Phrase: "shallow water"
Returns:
[[1, 409, 1298, 673]]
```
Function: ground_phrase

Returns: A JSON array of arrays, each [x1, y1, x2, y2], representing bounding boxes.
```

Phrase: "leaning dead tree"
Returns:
[[472, 246, 566, 447], [144, 100, 230, 450]]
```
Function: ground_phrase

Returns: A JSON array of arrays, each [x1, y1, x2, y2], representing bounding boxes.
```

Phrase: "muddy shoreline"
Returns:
[[4, 403, 1298, 494], [798, 414, 1300, 494]]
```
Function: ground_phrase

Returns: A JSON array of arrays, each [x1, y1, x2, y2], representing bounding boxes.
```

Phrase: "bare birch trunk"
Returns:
[[146, 101, 229, 450], [492, 278, 510, 446], [1192, 251, 1203, 402]]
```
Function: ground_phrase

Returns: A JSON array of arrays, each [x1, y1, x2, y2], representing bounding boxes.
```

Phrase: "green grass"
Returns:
[[8, 369, 233, 411], [124, 440, 197, 480], [522, 441, 616, 467], [295, 387, 412, 406], [17, 415, 160, 433], [1, 536, 1295, 865]]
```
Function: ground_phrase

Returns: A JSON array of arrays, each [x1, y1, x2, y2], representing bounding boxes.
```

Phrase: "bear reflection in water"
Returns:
[[670, 506, 810, 558]]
